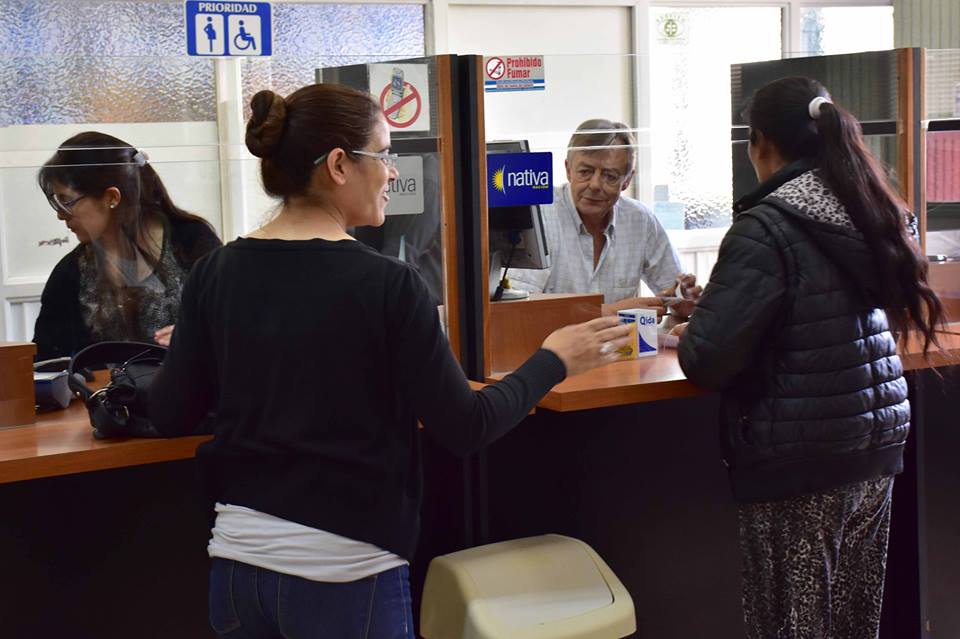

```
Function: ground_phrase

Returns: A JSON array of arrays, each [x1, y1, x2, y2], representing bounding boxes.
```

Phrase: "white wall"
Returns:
[[447, 5, 635, 181]]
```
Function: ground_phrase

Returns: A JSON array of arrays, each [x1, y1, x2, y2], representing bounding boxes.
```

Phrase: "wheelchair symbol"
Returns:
[[233, 20, 257, 51]]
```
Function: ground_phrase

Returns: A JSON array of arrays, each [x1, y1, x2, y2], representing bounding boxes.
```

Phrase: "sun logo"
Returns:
[[492, 166, 506, 193]]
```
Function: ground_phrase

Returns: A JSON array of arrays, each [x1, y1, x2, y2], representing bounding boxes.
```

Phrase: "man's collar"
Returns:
[[577, 211, 617, 239], [569, 187, 618, 238]]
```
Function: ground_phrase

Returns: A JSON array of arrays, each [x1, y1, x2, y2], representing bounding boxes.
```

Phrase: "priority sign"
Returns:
[[186, 1, 273, 57]]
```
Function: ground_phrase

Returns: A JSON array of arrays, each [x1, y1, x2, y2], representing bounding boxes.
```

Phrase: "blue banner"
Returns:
[[186, 1, 273, 57], [487, 152, 553, 208]]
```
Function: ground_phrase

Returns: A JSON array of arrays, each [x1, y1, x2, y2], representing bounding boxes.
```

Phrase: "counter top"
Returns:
[[3, 328, 956, 484], [0, 380, 499, 485], [490, 349, 703, 412], [0, 399, 210, 485], [490, 326, 960, 412]]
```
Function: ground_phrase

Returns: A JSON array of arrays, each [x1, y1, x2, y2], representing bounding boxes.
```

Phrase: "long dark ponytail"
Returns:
[[747, 76, 944, 354]]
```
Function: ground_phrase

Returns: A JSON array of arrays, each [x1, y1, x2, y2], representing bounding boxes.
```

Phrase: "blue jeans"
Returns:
[[209, 558, 415, 639]]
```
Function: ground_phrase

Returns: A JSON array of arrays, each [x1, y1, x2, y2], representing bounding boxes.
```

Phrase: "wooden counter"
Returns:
[[900, 327, 960, 370], [3, 327, 955, 484], [0, 342, 37, 427], [490, 325, 960, 412], [0, 382, 499, 486], [488, 293, 602, 373], [0, 399, 210, 485], [491, 349, 705, 412]]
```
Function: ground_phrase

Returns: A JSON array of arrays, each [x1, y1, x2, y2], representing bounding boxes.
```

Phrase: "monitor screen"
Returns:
[[485, 140, 550, 271]]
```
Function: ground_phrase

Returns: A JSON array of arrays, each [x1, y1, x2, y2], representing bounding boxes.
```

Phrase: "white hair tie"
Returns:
[[808, 96, 832, 120], [133, 150, 149, 166]]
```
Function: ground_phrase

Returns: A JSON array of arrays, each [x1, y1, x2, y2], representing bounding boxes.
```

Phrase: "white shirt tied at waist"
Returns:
[[209, 503, 408, 583], [510, 184, 682, 303]]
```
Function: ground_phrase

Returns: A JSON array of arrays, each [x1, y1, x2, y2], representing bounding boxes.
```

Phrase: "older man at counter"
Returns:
[[510, 119, 699, 318]]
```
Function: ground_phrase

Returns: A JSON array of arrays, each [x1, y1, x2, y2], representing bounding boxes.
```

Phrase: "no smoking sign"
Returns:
[[485, 57, 505, 80], [483, 55, 545, 93], [368, 63, 431, 132], [379, 82, 422, 129]]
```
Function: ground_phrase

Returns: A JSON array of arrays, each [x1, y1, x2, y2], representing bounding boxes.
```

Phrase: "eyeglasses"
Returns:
[[314, 149, 400, 169], [47, 193, 88, 217], [573, 167, 628, 187], [351, 149, 400, 169]]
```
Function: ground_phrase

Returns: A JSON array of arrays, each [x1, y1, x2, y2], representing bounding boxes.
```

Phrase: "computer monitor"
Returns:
[[485, 140, 551, 300]]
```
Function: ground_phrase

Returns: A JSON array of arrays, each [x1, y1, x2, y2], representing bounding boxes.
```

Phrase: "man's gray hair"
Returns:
[[566, 119, 637, 169]]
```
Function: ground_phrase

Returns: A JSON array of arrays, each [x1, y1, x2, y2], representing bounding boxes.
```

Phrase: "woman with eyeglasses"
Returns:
[[148, 83, 632, 639], [33, 131, 221, 360]]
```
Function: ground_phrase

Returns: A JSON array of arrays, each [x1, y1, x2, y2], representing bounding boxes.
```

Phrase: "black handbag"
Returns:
[[68, 341, 167, 439]]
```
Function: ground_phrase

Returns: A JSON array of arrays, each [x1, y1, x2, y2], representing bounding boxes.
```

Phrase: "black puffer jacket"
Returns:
[[679, 162, 909, 502]]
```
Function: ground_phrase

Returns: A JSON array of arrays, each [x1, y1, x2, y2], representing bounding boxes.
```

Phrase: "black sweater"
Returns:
[[149, 238, 566, 560]]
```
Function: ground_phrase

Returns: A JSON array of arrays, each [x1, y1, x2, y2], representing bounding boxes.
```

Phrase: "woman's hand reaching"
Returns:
[[542, 316, 634, 378]]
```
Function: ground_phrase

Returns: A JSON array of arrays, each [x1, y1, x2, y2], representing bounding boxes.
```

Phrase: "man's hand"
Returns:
[[656, 273, 702, 320], [669, 321, 688, 338]]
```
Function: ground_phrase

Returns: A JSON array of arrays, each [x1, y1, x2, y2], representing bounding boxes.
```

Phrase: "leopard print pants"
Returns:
[[738, 476, 894, 639]]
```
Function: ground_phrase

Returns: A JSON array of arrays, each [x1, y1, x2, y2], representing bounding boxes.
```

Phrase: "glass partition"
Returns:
[[0, 0, 428, 343], [1, 54, 453, 345], [482, 55, 634, 192], [925, 49, 960, 121], [731, 50, 902, 203], [732, 50, 900, 125], [925, 50, 960, 261], [239, 2, 424, 119], [477, 50, 778, 373], [319, 56, 448, 309]]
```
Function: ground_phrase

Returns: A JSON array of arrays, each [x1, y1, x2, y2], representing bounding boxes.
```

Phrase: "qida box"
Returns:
[[615, 308, 659, 359]]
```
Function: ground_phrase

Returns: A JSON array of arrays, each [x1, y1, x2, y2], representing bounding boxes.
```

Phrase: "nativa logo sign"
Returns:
[[491, 166, 550, 193], [487, 151, 554, 208]]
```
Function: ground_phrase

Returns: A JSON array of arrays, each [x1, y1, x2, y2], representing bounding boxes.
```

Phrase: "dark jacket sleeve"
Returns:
[[388, 265, 566, 457], [678, 214, 787, 391], [149, 255, 217, 436], [32, 250, 88, 361]]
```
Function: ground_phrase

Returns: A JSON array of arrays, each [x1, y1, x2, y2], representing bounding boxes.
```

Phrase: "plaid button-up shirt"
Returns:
[[510, 185, 682, 303]]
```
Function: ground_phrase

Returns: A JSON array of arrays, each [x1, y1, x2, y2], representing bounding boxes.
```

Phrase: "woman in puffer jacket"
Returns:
[[677, 76, 944, 639]]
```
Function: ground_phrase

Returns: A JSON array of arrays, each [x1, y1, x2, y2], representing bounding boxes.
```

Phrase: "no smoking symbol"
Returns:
[[379, 81, 422, 129], [486, 57, 505, 80]]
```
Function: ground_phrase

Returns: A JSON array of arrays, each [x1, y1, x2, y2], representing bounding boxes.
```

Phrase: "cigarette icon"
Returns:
[[388, 67, 404, 121]]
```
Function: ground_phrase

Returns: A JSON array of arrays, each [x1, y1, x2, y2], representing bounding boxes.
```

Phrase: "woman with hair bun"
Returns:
[[149, 83, 632, 638], [678, 76, 945, 639], [34, 131, 221, 359]]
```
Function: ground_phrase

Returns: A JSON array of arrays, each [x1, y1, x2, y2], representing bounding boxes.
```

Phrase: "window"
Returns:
[[797, 6, 895, 57], [646, 2, 894, 230], [648, 6, 782, 229]]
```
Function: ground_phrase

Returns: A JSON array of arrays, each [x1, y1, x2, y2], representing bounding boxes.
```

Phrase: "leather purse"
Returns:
[[68, 341, 167, 439]]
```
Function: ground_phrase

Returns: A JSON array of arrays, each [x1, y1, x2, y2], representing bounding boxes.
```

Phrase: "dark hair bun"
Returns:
[[246, 90, 288, 158]]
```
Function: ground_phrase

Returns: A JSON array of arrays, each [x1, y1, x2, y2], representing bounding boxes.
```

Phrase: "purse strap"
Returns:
[[67, 341, 167, 400]]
